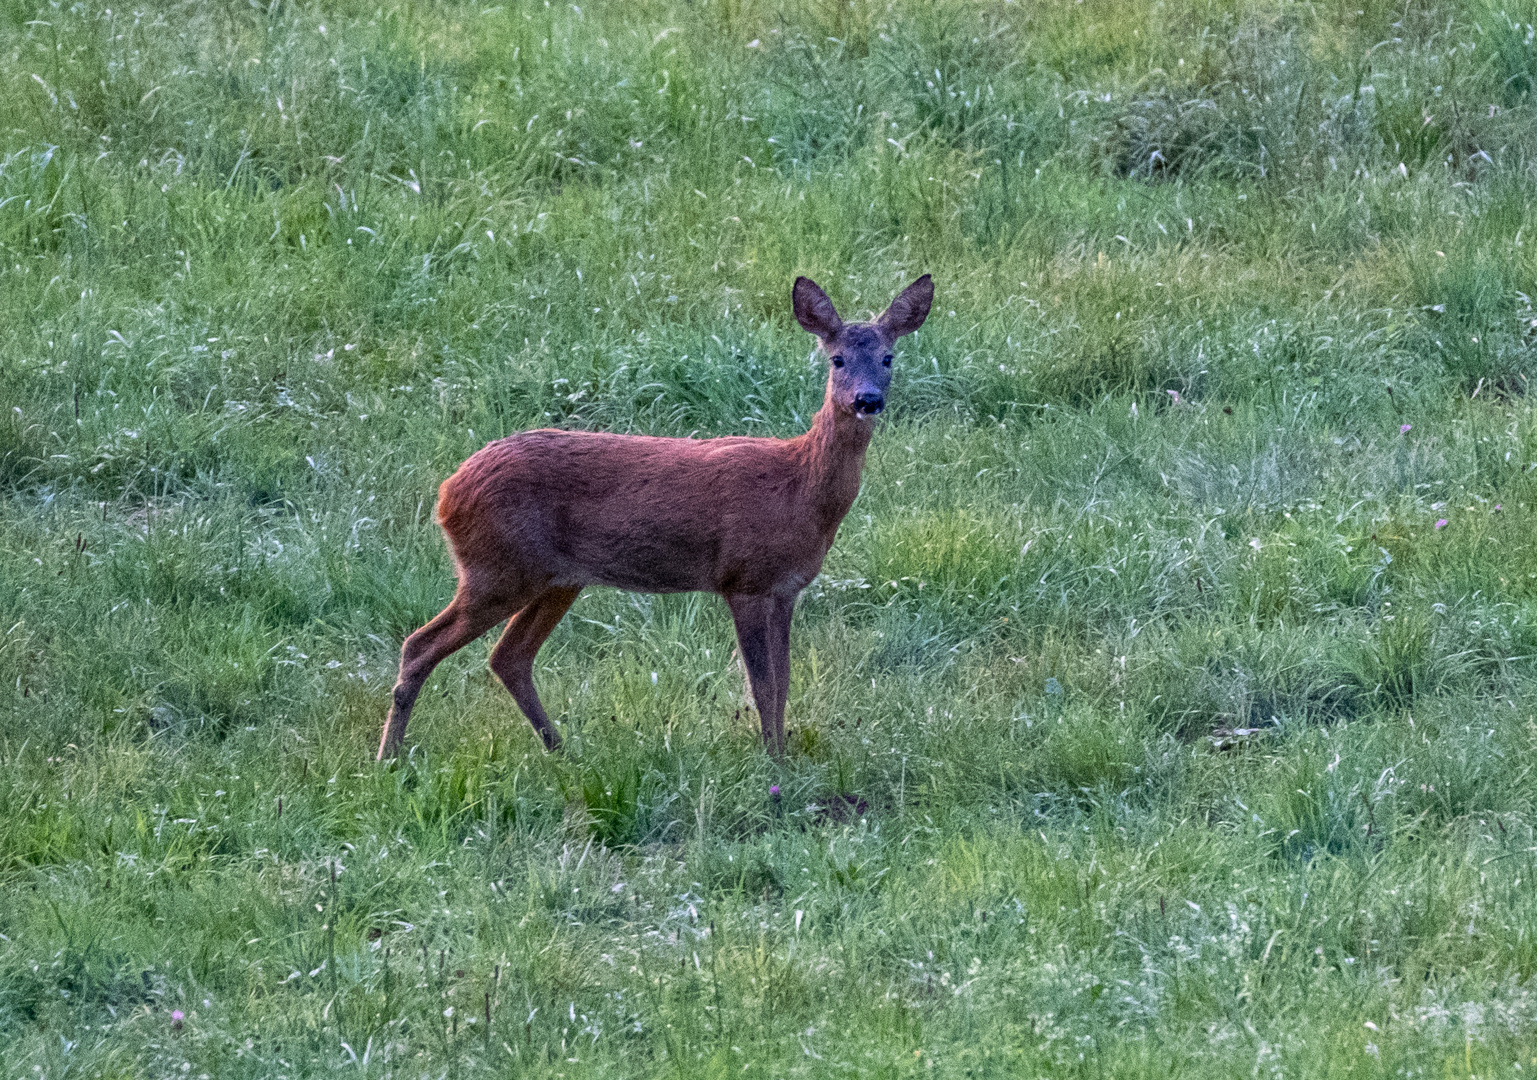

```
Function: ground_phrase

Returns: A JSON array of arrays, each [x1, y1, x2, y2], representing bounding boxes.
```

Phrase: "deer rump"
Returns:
[[438, 428, 831, 599]]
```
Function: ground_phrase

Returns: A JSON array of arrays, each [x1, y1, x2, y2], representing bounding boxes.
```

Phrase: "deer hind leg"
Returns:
[[489, 586, 582, 750], [377, 588, 521, 761], [727, 594, 785, 758]]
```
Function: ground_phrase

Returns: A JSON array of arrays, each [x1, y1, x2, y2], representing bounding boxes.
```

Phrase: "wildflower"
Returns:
[[1400, 424, 1412, 434], [769, 785, 781, 801], [1435, 519, 1447, 530], [171, 1010, 184, 1032]]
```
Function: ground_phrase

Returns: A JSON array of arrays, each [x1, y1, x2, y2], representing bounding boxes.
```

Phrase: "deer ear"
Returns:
[[793, 277, 843, 340], [877, 274, 934, 338]]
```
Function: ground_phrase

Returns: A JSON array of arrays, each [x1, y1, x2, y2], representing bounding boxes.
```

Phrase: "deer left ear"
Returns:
[[878, 274, 934, 338]]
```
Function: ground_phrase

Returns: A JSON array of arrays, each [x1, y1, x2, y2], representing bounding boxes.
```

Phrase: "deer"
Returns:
[[376, 273, 933, 761]]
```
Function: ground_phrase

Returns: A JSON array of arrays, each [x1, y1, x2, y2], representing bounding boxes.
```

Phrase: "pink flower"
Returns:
[[769, 785, 781, 800], [1400, 424, 1412, 434], [171, 1010, 184, 1031], [1435, 519, 1448, 530]]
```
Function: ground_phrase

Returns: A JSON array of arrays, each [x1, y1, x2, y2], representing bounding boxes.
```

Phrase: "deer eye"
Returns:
[[882, 355, 893, 367], [831, 355, 844, 368]]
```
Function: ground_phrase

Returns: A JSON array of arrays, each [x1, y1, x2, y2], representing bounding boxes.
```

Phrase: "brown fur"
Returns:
[[377, 274, 933, 760]]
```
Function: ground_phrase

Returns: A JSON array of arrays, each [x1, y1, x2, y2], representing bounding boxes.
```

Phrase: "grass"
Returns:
[[3, 0, 1537, 1074]]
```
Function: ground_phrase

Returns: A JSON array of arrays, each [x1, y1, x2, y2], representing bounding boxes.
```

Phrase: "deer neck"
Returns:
[[796, 389, 873, 533]]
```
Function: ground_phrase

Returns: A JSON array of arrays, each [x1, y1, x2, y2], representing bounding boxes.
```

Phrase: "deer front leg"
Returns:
[[726, 594, 784, 757], [767, 595, 795, 755]]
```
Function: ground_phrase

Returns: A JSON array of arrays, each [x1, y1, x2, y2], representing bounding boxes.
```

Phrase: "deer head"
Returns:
[[793, 274, 933, 420]]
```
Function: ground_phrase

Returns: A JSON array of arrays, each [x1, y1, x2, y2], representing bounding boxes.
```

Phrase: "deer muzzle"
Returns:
[[853, 392, 885, 417]]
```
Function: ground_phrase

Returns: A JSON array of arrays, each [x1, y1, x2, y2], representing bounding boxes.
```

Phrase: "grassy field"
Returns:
[[5, 0, 1537, 1074]]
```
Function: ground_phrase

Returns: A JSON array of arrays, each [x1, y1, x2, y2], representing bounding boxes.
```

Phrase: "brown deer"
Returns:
[[376, 273, 933, 760]]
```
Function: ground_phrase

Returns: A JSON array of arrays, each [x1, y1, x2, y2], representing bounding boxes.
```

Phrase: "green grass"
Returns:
[[3, 0, 1537, 1075]]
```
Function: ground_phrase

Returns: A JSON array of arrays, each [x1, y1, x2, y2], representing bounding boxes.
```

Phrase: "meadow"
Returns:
[[4, 0, 1537, 1074]]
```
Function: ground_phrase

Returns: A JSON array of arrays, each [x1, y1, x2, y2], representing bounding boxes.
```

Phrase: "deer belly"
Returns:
[[567, 525, 723, 594], [559, 518, 818, 596]]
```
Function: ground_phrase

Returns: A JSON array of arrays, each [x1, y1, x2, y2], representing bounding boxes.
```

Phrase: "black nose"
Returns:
[[854, 392, 885, 415]]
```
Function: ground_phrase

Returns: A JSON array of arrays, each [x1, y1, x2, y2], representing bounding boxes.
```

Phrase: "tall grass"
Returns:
[[3, 0, 1537, 1075]]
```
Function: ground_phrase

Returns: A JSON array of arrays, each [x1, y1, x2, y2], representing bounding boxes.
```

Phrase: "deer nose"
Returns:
[[853, 392, 885, 415]]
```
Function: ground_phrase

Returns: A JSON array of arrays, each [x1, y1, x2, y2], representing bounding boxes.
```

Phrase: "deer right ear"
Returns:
[[793, 277, 843, 340]]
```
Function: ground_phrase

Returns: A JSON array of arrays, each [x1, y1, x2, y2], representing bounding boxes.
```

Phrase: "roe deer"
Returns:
[[376, 273, 933, 760]]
